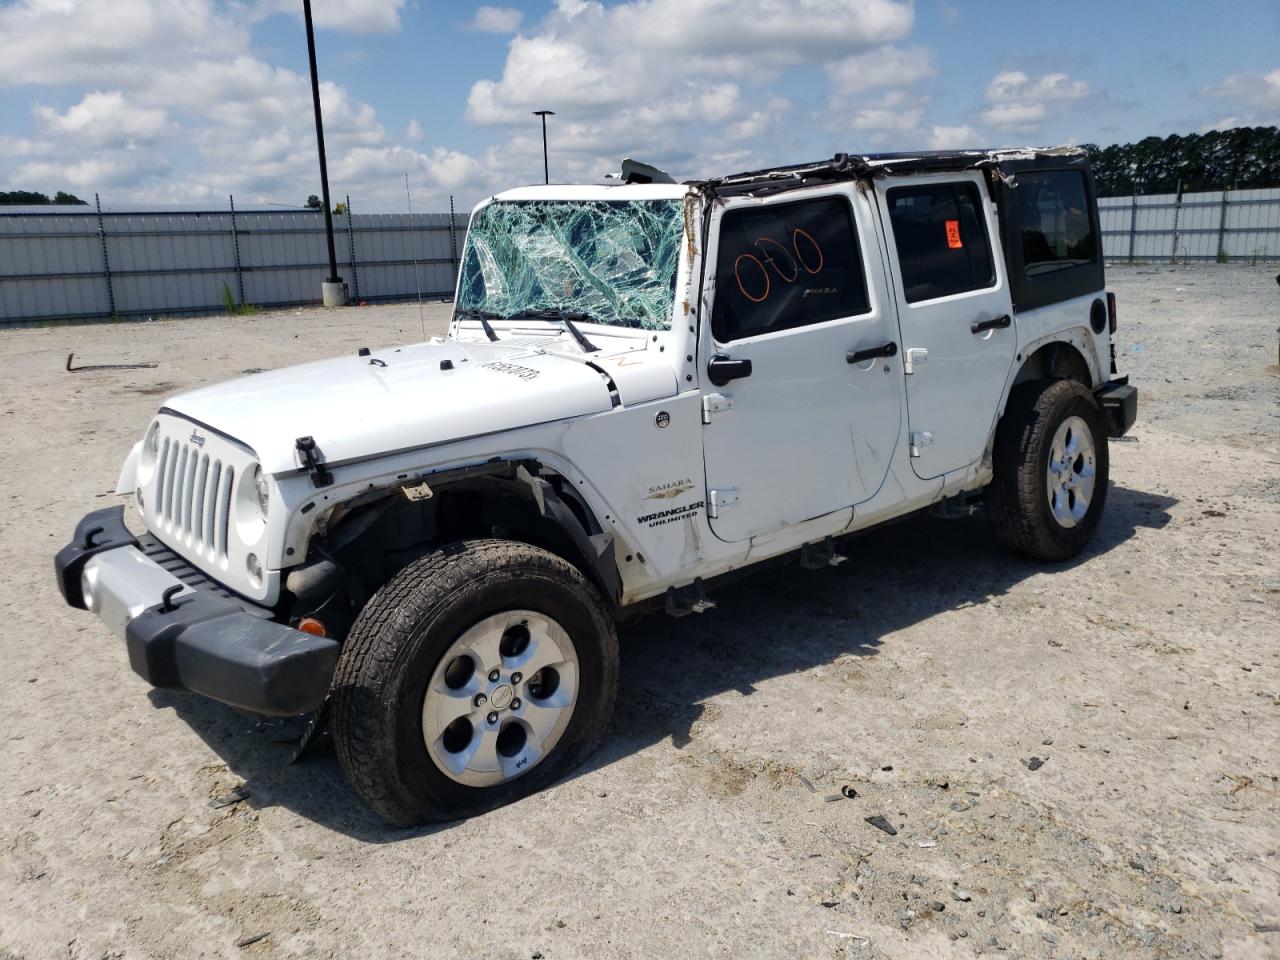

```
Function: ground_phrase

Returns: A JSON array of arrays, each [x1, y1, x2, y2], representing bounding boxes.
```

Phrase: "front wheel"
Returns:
[[330, 539, 619, 826], [986, 379, 1110, 561]]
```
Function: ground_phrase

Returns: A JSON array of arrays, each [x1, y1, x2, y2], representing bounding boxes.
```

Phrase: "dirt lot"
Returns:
[[1, 266, 1277, 960]]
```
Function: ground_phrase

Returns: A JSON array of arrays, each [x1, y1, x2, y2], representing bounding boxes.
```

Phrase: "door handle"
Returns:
[[970, 314, 1011, 334], [707, 354, 753, 386], [846, 341, 898, 364]]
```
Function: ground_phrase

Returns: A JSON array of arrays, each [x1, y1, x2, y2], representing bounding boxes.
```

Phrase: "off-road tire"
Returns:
[[330, 539, 619, 826], [987, 378, 1110, 562]]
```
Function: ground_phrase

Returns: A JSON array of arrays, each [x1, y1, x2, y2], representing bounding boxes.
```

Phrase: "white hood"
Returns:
[[162, 337, 671, 475]]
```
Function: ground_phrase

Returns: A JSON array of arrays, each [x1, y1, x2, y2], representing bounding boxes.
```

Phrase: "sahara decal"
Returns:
[[644, 478, 695, 500]]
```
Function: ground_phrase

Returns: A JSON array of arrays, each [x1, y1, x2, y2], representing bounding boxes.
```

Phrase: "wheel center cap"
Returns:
[[490, 683, 514, 710]]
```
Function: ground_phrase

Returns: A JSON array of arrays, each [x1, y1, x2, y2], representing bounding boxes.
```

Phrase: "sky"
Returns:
[[1, 0, 1278, 212]]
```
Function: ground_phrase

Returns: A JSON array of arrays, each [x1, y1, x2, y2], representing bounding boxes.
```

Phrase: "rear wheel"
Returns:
[[987, 379, 1110, 561], [330, 539, 619, 825]]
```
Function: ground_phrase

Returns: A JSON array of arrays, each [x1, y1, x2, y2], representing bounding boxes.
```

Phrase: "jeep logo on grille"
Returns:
[[189, 430, 206, 447]]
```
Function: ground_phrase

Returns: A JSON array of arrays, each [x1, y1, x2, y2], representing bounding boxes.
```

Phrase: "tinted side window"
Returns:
[[1012, 170, 1096, 275], [712, 197, 870, 342], [887, 182, 994, 303]]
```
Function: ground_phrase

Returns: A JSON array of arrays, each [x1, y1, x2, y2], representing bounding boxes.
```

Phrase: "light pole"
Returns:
[[303, 0, 345, 306], [532, 110, 554, 184]]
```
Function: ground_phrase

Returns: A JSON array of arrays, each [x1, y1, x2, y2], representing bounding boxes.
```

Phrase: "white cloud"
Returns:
[[406, 119, 425, 141], [981, 102, 1046, 128], [927, 124, 980, 149], [985, 71, 1089, 104], [251, 0, 408, 34], [466, 0, 914, 180], [0, 0, 248, 88], [1200, 68, 1280, 123], [34, 91, 170, 145], [0, 1, 497, 209], [469, 5, 523, 33], [826, 45, 935, 95], [981, 70, 1088, 129]]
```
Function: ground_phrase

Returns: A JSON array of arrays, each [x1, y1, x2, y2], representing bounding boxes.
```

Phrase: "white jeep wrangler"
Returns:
[[57, 148, 1137, 825]]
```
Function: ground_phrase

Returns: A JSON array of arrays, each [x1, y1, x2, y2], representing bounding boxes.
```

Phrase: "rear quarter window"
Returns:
[[887, 182, 995, 303], [1013, 170, 1097, 275], [996, 164, 1105, 311]]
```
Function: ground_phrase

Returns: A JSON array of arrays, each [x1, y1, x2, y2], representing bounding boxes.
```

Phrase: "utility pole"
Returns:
[[303, 0, 345, 306], [533, 110, 554, 184]]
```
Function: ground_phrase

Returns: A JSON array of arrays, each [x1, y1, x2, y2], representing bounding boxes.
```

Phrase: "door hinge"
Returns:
[[707, 487, 740, 517], [701, 392, 734, 424], [904, 347, 929, 374], [909, 431, 934, 458]]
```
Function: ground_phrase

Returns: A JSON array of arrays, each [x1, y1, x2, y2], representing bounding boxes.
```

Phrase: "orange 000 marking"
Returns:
[[753, 237, 799, 283], [791, 228, 824, 274], [734, 253, 771, 303]]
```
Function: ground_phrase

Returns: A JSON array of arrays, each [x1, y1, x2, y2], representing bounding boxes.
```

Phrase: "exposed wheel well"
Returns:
[[285, 461, 619, 639], [1012, 341, 1094, 390]]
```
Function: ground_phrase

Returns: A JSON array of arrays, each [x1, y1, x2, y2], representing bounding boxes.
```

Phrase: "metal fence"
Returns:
[[0, 196, 469, 327], [1099, 187, 1280, 262]]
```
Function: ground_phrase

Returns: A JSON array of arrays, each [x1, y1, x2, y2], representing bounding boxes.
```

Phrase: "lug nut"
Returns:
[[510, 698, 522, 711], [487, 711, 499, 725], [473, 693, 487, 707], [488, 669, 500, 682], [511, 672, 523, 685]]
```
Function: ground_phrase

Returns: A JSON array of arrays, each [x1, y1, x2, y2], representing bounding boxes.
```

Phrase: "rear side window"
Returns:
[[712, 196, 870, 342], [1012, 170, 1097, 275], [887, 182, 994, 303]]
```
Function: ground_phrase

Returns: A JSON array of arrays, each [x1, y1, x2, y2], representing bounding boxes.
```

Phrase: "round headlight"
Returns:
[[139, 422, 161, 476], [253, 467, 270, 518]]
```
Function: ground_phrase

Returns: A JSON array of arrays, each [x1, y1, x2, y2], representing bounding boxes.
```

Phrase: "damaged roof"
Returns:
[[698, 146, 1090, 195]]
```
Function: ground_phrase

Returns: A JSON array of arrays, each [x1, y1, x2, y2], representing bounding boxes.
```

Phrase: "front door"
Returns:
[[700, 186, 902, 543], [874, 172, 1016, 480]]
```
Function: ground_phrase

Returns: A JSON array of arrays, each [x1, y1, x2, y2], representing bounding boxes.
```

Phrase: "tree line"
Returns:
[[0, 190, 88, 206], [1082, 126, 1280, 197]]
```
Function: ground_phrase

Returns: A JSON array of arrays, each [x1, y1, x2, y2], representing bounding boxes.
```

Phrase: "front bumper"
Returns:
[[55, 506, 337, 716], [1095, 377, 1138, 437]]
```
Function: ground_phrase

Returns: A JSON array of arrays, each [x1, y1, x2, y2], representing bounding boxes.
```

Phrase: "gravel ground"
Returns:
[[1, 265, 1277, 960]]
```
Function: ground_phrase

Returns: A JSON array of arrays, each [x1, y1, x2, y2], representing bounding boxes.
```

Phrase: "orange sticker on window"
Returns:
[[945, 219, 963, 249]]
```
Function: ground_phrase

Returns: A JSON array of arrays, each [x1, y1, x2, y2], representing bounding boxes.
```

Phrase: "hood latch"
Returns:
[[295, 436, 334, 488]]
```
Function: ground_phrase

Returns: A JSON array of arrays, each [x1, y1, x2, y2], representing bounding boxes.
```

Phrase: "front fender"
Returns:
[[115, 441, 142, 495]]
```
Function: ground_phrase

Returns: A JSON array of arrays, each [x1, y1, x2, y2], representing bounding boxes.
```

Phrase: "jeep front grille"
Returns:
[[153, 436, 233, 560]]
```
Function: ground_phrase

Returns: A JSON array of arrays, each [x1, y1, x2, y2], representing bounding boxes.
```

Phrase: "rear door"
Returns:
[[699, 185, 902, 543], [875, 173, 1015, 480]]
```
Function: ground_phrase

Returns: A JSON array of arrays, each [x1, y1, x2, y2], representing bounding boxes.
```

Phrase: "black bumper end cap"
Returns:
[[126, 593, 339, 717], [1095, 380, 1138, 438], [55, 505, 138, 609]]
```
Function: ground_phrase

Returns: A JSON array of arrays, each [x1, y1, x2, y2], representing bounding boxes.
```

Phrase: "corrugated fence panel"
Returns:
[[1098, 188, 1280, 263], [0, 213, 109, 321], [1, 207, 468, 325]]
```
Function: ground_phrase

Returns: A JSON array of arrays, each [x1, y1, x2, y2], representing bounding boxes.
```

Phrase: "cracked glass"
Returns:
[[457, 199, 684, 330]]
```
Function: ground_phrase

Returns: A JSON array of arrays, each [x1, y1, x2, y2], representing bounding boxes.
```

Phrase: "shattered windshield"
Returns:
[[457, 199, 684, 330]]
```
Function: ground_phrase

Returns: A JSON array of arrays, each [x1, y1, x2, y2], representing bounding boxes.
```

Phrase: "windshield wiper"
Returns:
[[511, 308, 600, 353], [455, 307, 501, 342]]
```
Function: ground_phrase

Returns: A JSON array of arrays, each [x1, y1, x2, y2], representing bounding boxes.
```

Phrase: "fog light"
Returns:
[[246, 552, 263, 584], [136, 488, 145, 512]]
